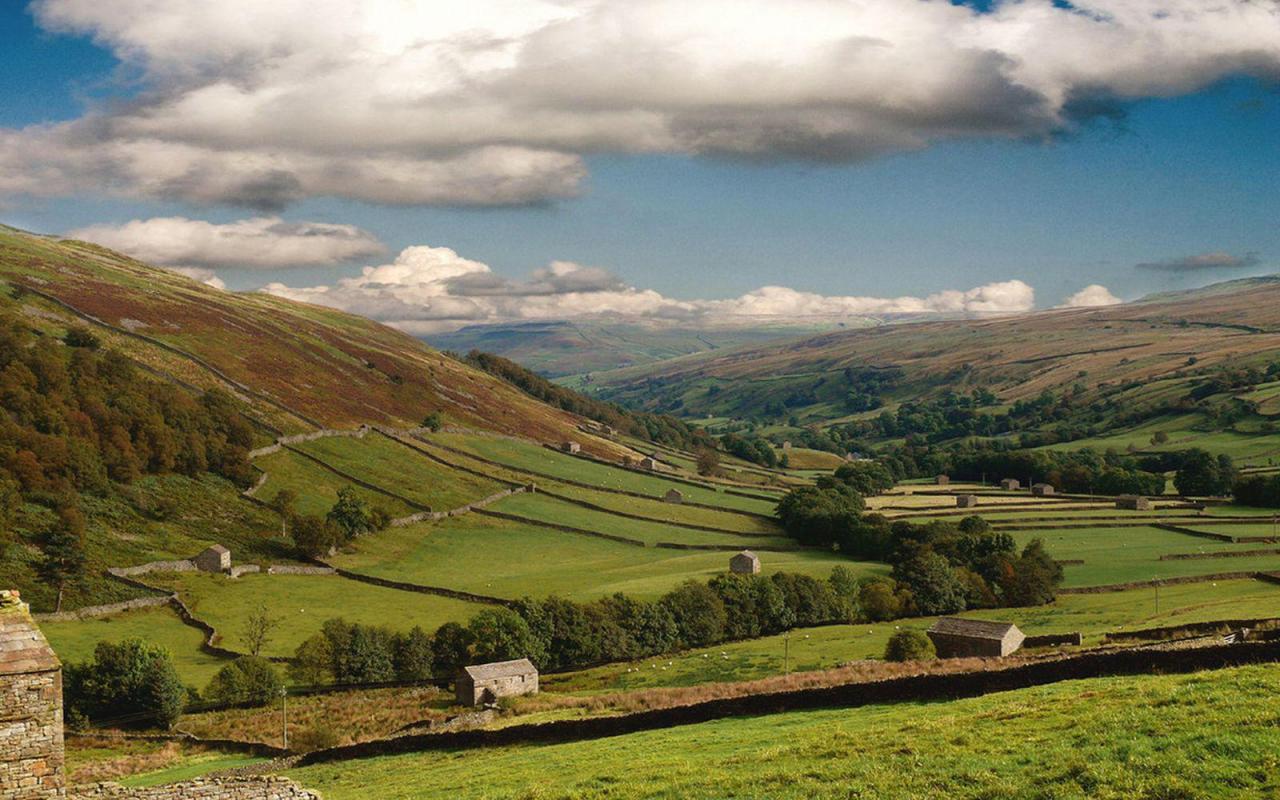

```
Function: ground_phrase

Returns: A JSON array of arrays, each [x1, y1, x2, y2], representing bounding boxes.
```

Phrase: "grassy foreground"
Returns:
[[286, 663, 1280, 799]]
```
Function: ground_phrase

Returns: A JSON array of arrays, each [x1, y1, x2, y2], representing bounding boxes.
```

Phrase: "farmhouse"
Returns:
[[456, 659, 539, 707], [0, 590, 63, 800], [193, 544, 231, 573], [927, 617, 1025, 658], [730, 550, 761, 575], [664, 489, 684, 504], [1000, 478, 1021, 491], [1116, 494, 1153, 511], [782, 441, 792, 451], [1031, 483, 1056, 497], [561, 441, 581, 454], [955, 495, 979, 509], [935, 475, 950, 486]]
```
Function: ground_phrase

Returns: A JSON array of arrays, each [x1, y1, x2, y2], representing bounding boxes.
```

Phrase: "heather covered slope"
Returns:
[[582, 277, 1280, 428], [0, 226, 617, 452]]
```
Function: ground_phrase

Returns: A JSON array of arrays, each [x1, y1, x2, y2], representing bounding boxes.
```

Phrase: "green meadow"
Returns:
[[254, 449, 417, 518], [332, 515, 864, 602], [288, 664, 1280, 799]]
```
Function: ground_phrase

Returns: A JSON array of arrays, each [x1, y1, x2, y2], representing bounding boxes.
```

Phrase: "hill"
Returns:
[[422, 319, 854, 378], [0, 227, 613, 451], [578, 276, 1280, 461]]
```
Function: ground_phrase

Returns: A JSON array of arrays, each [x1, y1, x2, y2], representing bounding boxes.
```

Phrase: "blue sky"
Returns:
[[1, 0, 1278, 328]]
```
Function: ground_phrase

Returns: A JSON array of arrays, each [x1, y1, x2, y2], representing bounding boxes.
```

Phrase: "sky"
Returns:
[[1, 0, 1278, 332]]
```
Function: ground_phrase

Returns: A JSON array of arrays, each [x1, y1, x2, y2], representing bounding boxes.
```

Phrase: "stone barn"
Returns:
[[927, 617, 1025, 658], [1000, 478, 1021, 491], [935, 475, 950, 486], [730, 550, 761, 575], [1031, 483, 1056, 497], [561, 441, 581, 454], [955, 495, 979, 509], [456, 659, 538, 707], [663, 489, 684, 504], [639, 456, 659, 471], [1116, 494, 1153, 511], [193, 544, 230, 573], [1, 590, 63, 800]]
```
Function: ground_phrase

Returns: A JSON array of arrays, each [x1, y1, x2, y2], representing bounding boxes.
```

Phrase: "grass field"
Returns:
[[41, 605, 232, 688], [141, 573, 488, 661], [286, 663, 1280, 799], [294, 432, 505, 511], [490, 492, 794, 548], [1007, 525, 1280, 587], [253, 449, 418, 518], [333, 515, 865, 602], [434, 433, 778, 514], [549, 577, 1280, 693]]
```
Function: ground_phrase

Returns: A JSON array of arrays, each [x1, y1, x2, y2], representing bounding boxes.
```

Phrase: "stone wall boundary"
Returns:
[[550, 444, 786, 499], [281, 445, 430, 511], [1152, 522, 1239, 543], [534, 486, 782, 538], [67, 775, 316, 799], [469, 508, 647, 548], [296, 639, 1280, 767], [34, 596, 172, 622], [323, 564, 513, 607], [1159, 547, 1280, 561], [1056, 571, 1266, 595]]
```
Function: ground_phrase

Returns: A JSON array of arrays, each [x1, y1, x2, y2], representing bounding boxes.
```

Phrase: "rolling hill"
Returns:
[[578, 276, 1280, 456]]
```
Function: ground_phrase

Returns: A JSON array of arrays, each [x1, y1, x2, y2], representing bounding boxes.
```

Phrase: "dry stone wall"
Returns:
[[33, 596, 171, 623], [67, 777, 319, 799]]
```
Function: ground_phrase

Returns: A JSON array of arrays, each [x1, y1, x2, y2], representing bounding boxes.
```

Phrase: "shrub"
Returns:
[[884, 629, 935, 662], [204, 656, 283, 707]]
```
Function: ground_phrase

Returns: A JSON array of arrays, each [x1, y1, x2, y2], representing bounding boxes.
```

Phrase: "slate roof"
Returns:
[[461, 658, 537, 681], [202, 544, 230, 555], [928, 617, 1020, 641], [0, 591, 60, 675], [733, 550, 759, 561]]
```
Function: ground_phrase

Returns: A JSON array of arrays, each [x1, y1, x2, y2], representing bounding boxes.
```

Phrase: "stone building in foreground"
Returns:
[[927, 617, 1025, 659], [456, 659, 539, 707], [1, 589, 64, 800]]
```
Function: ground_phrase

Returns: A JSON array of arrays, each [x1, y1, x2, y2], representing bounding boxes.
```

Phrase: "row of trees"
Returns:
[[1233, 473, 1280, 508]]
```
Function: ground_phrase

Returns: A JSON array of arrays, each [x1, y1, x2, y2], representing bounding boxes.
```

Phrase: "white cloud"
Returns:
[[1, 0, 1276, 208], [68, 216, 385, 269], [169, 266, 226, 290], [1061, 284, 1122, 308], [261, 244, 1036, 330]]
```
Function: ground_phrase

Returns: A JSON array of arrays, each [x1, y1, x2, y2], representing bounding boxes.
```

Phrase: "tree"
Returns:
[[893, 551, 967, 616], [39, 503, 87, 612], [1174, 449, 1233, 497], [1150, 431, 1169, 446], [468, 608, 538, 665], [695, 447, 720, 476], [204, 656, 282, 707], [289, 634, 333, 685], [421, 412, 443, 432], [393, 627, 434, 682], [833, 461, 895, 496], [999, 539, 1063, 607], [64, 639, 187, 729], [430, 622, 475, 677], [660, 580, 727, 648], [884, 629, 935, 662], [292, 514, 338, 558], [858, 579, 902, 622], [0, 476, 19, 557], [242, 603, 280, 657], [269, 488, 298, 536], [63, 326, 100, 349], [327, 486, 375, 541]]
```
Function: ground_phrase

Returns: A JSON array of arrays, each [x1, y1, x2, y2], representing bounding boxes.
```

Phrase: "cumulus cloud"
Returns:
[[68, 216, 385, 269], [1061, 284, 1122, 307], [1135, 251, 1263, 271], [169, 266, 226, 290], [1, 0, 1276, 208], [261, 244, 1036, 331]]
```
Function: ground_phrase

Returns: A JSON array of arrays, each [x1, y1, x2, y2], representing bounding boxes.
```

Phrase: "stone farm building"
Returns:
[[927, 617, 1025, 658], [1116, 495, 1153, 511], [639, 456, 659, 471], [561, 441, 581, 454], [955, 495, 978, 509], [935, 475, 950, 486], [1031, 483, 1056, 497], [663, 489, 684, 504], [1, 590, 63, 800], [1000, 478, 1021, 491], [456, 659, 539, 707], [194, 544, 231, 573], [730, 550, 761, 575]]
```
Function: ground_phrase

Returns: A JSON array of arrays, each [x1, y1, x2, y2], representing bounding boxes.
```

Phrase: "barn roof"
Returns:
[[733, 550, 758, 560], [461, 658, 537, 681], [928, 617, 1020, 641], [202, 544, 230, 555], [0, 590, 60, 675]]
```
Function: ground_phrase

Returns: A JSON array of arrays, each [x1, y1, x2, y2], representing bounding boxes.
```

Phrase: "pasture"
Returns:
[[331, 515, 865, 602], [253, 449, 417, 518], [286, 663, 1280, 799]]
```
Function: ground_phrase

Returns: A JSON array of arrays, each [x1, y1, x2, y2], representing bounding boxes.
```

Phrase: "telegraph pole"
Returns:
[[280, 687, 288, 750], [783, 635, 790, 675]]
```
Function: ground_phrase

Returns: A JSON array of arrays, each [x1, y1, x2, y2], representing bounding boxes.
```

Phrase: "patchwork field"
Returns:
[[252, 449, 419, 518], [331, 515, 863, 602], [287, 663, 1280, 799], [433, 433, 779, 514], [141, 572, 488, 660]]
